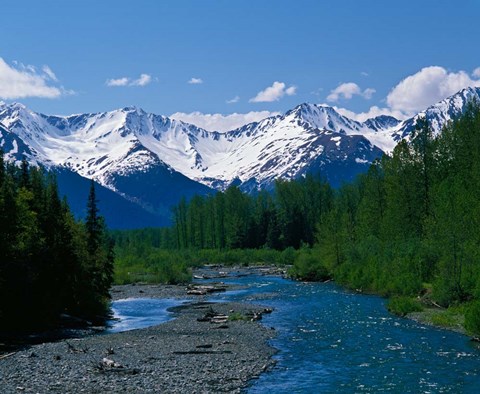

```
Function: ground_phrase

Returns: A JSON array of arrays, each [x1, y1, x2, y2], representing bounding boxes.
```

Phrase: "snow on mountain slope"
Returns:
[[1, 86, 479, 197], [393, 86, 480, 142], [0, 103, 206, 190], [189, 103, 385, 189], [0, 121, 35, 163], [0, 101, 391, 190]]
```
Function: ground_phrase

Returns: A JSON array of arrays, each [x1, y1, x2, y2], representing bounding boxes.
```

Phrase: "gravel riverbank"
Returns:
[[0, 281, 277, 393]]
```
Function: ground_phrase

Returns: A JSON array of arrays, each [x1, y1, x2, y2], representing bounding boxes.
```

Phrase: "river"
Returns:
[[110, 273, 480, 393]]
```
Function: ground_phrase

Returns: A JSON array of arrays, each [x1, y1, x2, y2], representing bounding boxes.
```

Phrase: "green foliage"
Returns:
[[228, 312, 246, 321], [114, 250, 191, 285], [465, 301, 480, 336], [0, 157, 114, 330], [169, 174, 333, 251], [289, 249, 330, 281], [430, 310, 463, 329], [112, 241, 298, 285], [387, 296, 423, 317]]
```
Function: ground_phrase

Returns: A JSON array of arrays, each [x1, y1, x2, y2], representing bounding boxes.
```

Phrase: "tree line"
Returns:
[[113, 174, 333, 252], [0, 156, 114, 331]]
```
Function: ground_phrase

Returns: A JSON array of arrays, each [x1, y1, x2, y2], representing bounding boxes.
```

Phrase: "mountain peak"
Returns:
[[0, 101, 29, 116], [363, 115, 401, 132], [121, 105, 146, 115]]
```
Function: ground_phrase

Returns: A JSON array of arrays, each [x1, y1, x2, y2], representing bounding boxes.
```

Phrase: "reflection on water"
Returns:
[[107, 298, 186, 333]]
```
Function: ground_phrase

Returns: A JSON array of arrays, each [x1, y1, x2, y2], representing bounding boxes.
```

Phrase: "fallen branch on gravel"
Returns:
[[92, 358, 140, 375], [66, 341, 89, 353], [0, 352, 16, 360]]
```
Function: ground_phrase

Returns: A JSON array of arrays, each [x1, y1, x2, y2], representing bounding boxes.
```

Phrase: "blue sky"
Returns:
[[1, 0, 479, 130]]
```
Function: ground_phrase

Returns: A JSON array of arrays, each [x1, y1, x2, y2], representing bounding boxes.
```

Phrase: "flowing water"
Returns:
[[107, 298, 186, 333], [110, 273, 480, 393]]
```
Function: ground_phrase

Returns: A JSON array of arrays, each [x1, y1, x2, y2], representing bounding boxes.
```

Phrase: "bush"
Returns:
[[465, 301, 480, 336], [228, 312, 246, 321], [289, 250, 330, 281], [387, 296, 423, 316]]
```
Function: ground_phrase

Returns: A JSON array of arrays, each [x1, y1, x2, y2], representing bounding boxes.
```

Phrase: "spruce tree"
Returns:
[[86, 179, 102, 256]]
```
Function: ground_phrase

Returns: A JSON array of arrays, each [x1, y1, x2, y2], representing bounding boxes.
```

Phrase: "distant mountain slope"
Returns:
[[55, 169, 167, 228], [0, 86, 478, 227], [0, 108, 213, 228]]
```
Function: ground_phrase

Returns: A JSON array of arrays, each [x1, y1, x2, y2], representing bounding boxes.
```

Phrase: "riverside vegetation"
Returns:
[[0, 158, 114, 332], [112, 103, 480, 338]]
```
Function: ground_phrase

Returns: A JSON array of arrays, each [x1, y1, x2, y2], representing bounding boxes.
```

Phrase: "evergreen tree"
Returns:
[[86, 179, 102, 255]]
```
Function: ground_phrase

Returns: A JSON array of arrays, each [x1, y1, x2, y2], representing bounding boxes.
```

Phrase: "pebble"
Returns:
[[0, 292, 276, 393]]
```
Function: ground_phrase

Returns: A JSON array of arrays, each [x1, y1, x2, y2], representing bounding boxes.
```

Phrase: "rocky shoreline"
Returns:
[[0, 279, 277, 393]]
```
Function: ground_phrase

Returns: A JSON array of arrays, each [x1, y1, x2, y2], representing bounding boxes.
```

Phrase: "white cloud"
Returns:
[[106, 73, 152, 87], [285, 86, 296, 95], [329, 66, 480, 122], [170, 110, 280, 132], [249, 81, 296, 103], [362, 88, 376, 100], [226, 95, 240, 104], [132, 73, 152, 87], [0, 57, 63, 99], [327, 82, 376, 102], [106, 77, 129, 87], [188, 77, 203, 84], [361, 71, 369, 77], [386, 66, 480, 116], [332, 105, 408, 122], [42, 65, 58, 82]]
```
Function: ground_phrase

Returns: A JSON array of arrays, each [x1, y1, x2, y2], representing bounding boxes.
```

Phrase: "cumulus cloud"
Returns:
[[249, 81, 296, 103], [106, 73, 153, 87], [327, 82, 376, 102], [386, 66, 480, 116], [362, 88, 376, 99], [188, 77, 203, 84], [332, 66, 480, 122], [170, 110, 280, 132], [132, 73, 152, 86], [0, 58, 64, 99], [106, 77, 129, 87], [226, 95, 240, 104]]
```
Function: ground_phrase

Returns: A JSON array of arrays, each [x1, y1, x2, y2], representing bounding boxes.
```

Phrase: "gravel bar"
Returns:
[[0, 285, 277, 393]]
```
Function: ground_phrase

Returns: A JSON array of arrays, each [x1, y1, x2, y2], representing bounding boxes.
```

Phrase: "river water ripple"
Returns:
[[111, 274, 480, 393]]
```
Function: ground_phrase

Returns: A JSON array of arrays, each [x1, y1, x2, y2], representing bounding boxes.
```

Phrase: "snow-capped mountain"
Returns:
[[0, 104, 213, 227], [188, 103, 388, 191], [1, 86, 479, 227], [393, 86, 480, 142]]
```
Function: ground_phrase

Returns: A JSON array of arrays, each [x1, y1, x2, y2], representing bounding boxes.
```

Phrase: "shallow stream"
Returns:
[[110, 273, 480, 393]]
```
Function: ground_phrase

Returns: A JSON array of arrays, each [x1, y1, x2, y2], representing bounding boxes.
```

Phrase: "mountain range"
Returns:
[[1, 86, 479, 228]]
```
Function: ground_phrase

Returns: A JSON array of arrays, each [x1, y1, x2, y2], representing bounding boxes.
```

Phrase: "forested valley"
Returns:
[[0, 158, 114, 331], [113, 103, 480, 335], [2, 104, 479, 334]]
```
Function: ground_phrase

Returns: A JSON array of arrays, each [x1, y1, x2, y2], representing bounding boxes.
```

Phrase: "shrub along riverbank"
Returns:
[[112, 245, 297, 284]]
